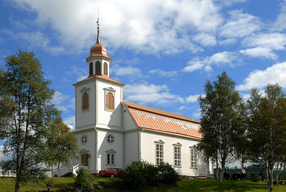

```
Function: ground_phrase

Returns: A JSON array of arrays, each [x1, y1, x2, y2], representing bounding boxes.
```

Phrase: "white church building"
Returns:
[[70, 26, 213, 177]]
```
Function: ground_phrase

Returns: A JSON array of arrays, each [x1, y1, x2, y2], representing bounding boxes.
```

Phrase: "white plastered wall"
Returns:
[[97, 129, 124, 171], [75, 80, 96, 130], [97, 80, 122, 129], [124, 131, 139, 165], [73, 129, 97, 173], [140, 130, 212, 176]]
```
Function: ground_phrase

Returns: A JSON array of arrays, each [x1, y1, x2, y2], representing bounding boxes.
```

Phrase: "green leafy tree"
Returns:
[[197, 71, 242, 183], [0, 50, 60, 192], [245, 84, 286, 192], [46, 117, 78, 173]]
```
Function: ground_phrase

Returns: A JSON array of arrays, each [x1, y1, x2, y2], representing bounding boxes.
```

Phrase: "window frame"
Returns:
[[104, 87, 116, 112], [81, 134, 88, 145], [105, 149, 116, 166], [80, 87, 90, 112], [106, 134, 115, 145], [154, 139, 165, 165], [173, 142, 182, 168], [190, 146, 198, 169]]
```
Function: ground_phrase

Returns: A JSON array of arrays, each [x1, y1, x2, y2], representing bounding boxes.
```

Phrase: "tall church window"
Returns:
[[104, 62, 108, 76], [190, 148, 197, 168], [173, 142, 182, 167], [89, 62, 93, 76], [96, 61, 101, 75], [104, 87, 116, 111], [81, 154, 88, 166], [154, 139, 164, 165], [82, 92, 89, 110], [106, 92, 114, 110]]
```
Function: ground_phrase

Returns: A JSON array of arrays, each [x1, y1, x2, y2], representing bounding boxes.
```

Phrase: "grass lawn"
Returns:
[[1, 178, 286, 192]]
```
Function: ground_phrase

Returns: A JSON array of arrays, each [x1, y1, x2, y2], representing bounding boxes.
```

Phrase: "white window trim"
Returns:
[[80, 87, 90, 113], [104, 87, 116, 112], [173, 142, 182, 168], [189, 146, 198, 169], [155, 140, 164, 165], [106, 149, 116, 166]]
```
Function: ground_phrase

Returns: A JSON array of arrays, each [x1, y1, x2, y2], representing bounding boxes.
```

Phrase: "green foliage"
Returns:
[[197, 71, 242, 182], [74, 167, 94, 189], [245, 84, 286, 192], [250, 173, 262, 182], [121, 161, 179, 189], [0, 50, 61, 192], [46, 117, 78, 169], [157, 162, 179, 184]]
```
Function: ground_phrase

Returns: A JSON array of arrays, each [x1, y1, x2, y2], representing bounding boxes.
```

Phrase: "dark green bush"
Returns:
[[157, 162, 179, 184], [121, 161, 178, 189], [75, 167, 94, 189], [250, 173, 261, 182]]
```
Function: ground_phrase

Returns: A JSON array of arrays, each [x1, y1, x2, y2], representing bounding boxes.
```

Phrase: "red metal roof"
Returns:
[[88, 32, 111, 61], [73, 74, 125, 86], [122, 101, 202, 139]]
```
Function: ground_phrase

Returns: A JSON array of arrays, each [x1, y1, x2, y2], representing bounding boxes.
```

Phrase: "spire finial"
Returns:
[[96, 8, 101, 44]]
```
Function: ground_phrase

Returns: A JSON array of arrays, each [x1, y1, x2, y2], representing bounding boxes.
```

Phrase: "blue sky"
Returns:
[[1, 0, 286, 161]]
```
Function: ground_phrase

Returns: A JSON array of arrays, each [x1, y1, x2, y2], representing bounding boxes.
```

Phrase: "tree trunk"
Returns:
[[241, 155, 245, 173], [220, 160, 225, 183], [275, 162, 283, 184], [216, 157, 219, 182], [14, 176, 20, 192], [266, 164, 274, 192]]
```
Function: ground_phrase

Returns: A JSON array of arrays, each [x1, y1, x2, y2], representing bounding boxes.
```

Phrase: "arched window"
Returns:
[[82, 92, 89, 110], [106, 92, 114, 110], [96, 61, 101, 75], [89, 62, 93, 76], [104, 62, 108, 76]]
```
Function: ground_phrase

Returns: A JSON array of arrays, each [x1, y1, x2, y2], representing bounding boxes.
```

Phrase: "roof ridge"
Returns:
[[122, 101, 199, 123]]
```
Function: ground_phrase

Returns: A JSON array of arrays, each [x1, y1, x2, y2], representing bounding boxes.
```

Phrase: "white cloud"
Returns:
[[124, 82, 183, 105], [237, 62, 286, 91], [64, 116, 75, 130], [14, 32, 50, 48], [240, 33, 286, 59], [11, 0, 221, 54], [240, 47, 277, 60], [149, 69, 178, 77], [273, 1, 286, 31], [215, 0, 247, 6], [0, 145, 13, 163], [112, 66, 142, 77], [52, 91, 70, 105], [66, 66, 87, 82], [183, 51, 237, 73], [193, 33, 217, 47], [52, 91, 74, 113], [219, 38, 237, 45], [219, 10, 261, 39], [178, 106, 186, 110], [186, 94, 205, 103]]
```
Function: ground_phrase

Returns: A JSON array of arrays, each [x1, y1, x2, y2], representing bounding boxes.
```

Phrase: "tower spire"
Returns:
[[96, 14, 101, 44]]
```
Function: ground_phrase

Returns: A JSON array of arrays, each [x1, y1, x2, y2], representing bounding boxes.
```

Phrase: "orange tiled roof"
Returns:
[[73, 75, 125, 86], [122, 101, 202, 139]]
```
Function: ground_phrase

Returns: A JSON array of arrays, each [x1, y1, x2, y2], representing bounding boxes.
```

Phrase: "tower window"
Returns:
[[106, 92, 114, 110], [104, 62, 108, 76], [89, 62, 93, 76], [96, 61, 101, 75], [82, 92, 89, 110]]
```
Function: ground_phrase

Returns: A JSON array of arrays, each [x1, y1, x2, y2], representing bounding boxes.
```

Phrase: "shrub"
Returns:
[[250, 173, 261, 182], [157, 162, 179, 184], [75, 167, 94, 189], [121, 161, 178, 189], [44, 168, 51, 172]]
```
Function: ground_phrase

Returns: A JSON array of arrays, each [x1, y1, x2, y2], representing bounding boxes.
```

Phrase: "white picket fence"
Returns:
[[51, 164, 80, 177], [0, 170, 51, 177]]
